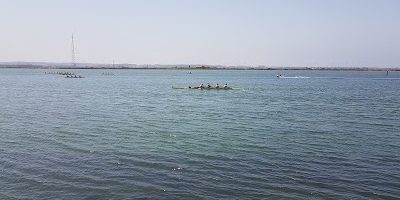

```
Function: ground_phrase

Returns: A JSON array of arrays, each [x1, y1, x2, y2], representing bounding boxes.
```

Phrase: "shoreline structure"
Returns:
[[0, 62, 399, 71]]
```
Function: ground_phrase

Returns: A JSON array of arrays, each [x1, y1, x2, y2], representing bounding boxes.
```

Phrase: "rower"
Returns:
[[207, 83, 211, 88], [199, 83, 204, 88], [223, 83, 228, 88], [216, 83, 220, 88]]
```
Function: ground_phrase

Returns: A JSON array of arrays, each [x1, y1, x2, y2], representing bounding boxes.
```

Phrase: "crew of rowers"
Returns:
[[45, 71, 75, 76], [65, 75, 83, 78], [189, 83, 228, 89]]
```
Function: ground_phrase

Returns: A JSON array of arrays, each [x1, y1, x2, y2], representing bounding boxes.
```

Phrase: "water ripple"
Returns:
[[0, 69, 399, 199]]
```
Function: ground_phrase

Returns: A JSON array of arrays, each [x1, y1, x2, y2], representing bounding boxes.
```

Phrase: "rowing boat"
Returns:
[[172, 86, 241, 90]]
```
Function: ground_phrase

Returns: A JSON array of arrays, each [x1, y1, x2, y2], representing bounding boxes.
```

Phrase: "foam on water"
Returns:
[[282, 76, 311, 79]]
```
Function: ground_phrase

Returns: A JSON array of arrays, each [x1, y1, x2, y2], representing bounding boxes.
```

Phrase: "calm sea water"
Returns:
[[0, 69, 399, 200]]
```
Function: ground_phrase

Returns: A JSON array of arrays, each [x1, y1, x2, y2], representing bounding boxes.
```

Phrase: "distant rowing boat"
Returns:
[[173, 86, 242, 90], [65, 75, 84, 78]]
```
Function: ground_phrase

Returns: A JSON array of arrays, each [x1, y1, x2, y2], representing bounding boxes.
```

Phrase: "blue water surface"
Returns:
[[0, 69, 399, 199]]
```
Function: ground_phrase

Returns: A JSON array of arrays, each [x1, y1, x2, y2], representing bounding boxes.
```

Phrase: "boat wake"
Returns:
[[280, 76, 346, 79], [282, 76, 310, 79]]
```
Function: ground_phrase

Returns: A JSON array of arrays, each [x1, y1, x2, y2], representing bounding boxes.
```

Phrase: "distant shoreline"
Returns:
[[0, 64, 399, 71]]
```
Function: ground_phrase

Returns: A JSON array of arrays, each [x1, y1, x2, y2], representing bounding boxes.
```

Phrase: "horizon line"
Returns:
[[0, 61, 399, 69]]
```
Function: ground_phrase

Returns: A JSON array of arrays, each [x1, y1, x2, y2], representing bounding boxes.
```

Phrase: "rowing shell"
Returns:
[[172, 86, 242, 90]]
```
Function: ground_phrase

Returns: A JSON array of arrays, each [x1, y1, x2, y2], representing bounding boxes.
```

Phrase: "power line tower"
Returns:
[[71, 33, 76, 66]]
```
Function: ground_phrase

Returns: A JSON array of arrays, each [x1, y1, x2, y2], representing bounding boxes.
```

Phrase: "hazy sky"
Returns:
[[0, 0, 399, 67]]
